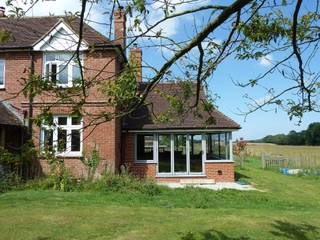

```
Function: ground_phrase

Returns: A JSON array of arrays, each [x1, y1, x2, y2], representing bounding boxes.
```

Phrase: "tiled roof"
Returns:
[[0, 16, 110, 49], [122, 83, 240, 130], [0, 101, 23, 126]]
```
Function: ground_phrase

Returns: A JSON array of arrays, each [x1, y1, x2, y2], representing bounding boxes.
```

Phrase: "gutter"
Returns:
[[0, 47, 33, 52]]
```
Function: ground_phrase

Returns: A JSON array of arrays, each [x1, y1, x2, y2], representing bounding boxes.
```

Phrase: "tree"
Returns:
[[234, 138, 248, 168], [306, 122, 320, 145], [1, 0, 320, 133]]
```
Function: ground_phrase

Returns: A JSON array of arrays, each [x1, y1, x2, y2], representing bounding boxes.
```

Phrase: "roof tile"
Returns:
[[122, 83, 240, 130], [0, 16, 110, 49]]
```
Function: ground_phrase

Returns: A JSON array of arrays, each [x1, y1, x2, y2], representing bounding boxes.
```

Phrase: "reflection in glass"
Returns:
[[190, 134, 202, 173], [174, 135, 187, 173], [158, 134, 171, 173]]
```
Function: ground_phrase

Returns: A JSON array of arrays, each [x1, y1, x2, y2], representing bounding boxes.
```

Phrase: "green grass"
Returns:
[[247, 143, 320, 159], [1, 157, 320, 240]]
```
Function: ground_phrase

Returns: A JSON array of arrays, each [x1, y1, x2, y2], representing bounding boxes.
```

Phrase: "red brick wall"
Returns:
[[122, 133, 157, 178], [205, 162, 235, 182], [0, 52, 30, 108], [0, 49, 122, 177]]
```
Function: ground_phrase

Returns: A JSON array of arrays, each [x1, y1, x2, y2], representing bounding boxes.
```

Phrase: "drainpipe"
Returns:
[[120, 130, 126, 172], [28, 50, 35, 138]]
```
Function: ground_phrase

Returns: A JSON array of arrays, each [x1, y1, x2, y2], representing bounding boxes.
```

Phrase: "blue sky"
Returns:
[[1, 0, 319, 140]]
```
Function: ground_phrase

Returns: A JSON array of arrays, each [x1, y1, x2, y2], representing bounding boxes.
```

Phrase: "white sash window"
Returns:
[[43, 52, 83, 88], [41, 116, 83, 157]]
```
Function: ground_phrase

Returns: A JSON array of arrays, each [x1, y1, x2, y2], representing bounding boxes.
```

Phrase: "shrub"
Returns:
[[0, 172, 21, 193], [81, 147, 101, 181], [87, 172, 162, 196]]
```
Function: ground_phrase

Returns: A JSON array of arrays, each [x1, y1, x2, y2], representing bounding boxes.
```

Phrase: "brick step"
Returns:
[[180, 178, 215, 185]]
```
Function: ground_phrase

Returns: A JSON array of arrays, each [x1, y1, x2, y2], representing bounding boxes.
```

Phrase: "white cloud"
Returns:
[[255, 94, 273, 106], [259, 54, 273, 67], [0, 0, 107, 34], [2, 0, 81, 16], [128, 0, 212, 38]]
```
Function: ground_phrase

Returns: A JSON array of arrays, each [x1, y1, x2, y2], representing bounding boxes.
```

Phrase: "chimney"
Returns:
[[114, 6, 126, 50], [130, 44, 142, 82], [0, 7, 6, 18]]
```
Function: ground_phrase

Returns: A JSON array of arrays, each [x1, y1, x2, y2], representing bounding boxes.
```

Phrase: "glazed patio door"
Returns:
[[189, 134, 203, 173], [158, 134, 203, 175], [174, 134, 187, 173]]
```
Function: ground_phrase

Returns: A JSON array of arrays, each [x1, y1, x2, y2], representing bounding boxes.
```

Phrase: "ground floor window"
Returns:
[[136, 134, 154, 161], [40, 116, 83, 157], [206, 133, 230, 160], [135, 132, 232, 175], [157, 134, 204, 174]]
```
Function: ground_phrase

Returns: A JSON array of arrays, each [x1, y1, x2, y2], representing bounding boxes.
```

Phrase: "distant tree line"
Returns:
[[252, 122, 320, 146]]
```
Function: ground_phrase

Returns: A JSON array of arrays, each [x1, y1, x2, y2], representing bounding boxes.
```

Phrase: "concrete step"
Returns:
[[180, 178, 215, 185]]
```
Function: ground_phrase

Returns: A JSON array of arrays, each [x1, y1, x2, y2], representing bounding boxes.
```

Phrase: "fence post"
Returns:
[[262, 153, 265, 169]]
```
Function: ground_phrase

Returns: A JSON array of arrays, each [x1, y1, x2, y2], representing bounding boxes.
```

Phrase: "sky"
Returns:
[[1, 0, 319, 140]]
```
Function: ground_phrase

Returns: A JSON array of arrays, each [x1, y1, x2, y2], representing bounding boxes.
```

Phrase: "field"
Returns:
[[246, 143, 320, 158], [0, 157, 320, 240]]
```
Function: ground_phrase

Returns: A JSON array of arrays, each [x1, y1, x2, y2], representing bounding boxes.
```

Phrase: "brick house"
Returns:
[[0, 7, 240, 183]]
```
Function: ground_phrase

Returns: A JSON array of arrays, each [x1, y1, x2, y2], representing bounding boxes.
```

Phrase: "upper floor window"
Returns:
[[0, 59, 5, 88], [43, 52, 82, 87], [40, 115, 83, 157]]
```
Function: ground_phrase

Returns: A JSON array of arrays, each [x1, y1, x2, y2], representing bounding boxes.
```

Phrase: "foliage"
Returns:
[[0, 172, 20, 193], [0, 29, 13, 43], [101, 172, 161, 196], [99, 63, 138, 113], [253, 122, 320, 146], [233, 138, 248, 168], [47, 158, 73, 192], [28, 171, 162, 196], [81, 147, 102, 181]]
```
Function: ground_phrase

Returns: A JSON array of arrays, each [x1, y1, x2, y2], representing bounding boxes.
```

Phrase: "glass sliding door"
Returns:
[[174, 134, 187, 173], [158, 134, 171, 173], [156, 133, 204, 175], [189, 134, 203, 173]]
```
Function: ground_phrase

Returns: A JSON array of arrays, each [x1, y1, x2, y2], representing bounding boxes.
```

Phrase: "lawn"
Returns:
[[0, 157, 320, 240]]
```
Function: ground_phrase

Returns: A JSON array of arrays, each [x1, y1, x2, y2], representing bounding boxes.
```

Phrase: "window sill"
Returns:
[[56, 153, 83, 158], [156, 174, 206, 178], [135, 160, 157, 164], [0, 87, 5, 90], [205, 160, 234, 163]]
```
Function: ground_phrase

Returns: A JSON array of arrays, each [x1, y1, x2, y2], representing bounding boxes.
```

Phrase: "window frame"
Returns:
[[134, 133, 157, 163], [40, 115, 83, 157], [205, 132, 233, 162], [0, 59, 5, 89], [43, 52, 83, 88]]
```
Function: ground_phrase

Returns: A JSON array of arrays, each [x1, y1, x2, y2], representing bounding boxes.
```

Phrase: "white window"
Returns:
[[0, 59, 5, 88], [206, 133, 231, 160], [43, 52, 83, 87], [41, 116, 83, 157], [135, 134, 155, 162]]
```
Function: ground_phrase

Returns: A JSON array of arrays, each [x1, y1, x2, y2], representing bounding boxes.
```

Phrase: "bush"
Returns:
[[23, 172, 162, 196], [102, 173, 161, 196], [0, 172, 21, 193]]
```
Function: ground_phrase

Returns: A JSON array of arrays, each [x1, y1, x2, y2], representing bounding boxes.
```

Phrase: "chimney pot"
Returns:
[[0, 7, 6, 18]]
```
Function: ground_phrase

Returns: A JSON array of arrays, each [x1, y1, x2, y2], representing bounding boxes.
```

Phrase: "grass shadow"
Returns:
[[271, 220, 319, 240], [235, 172, 251, 181], [179, 229, 250, 240]]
